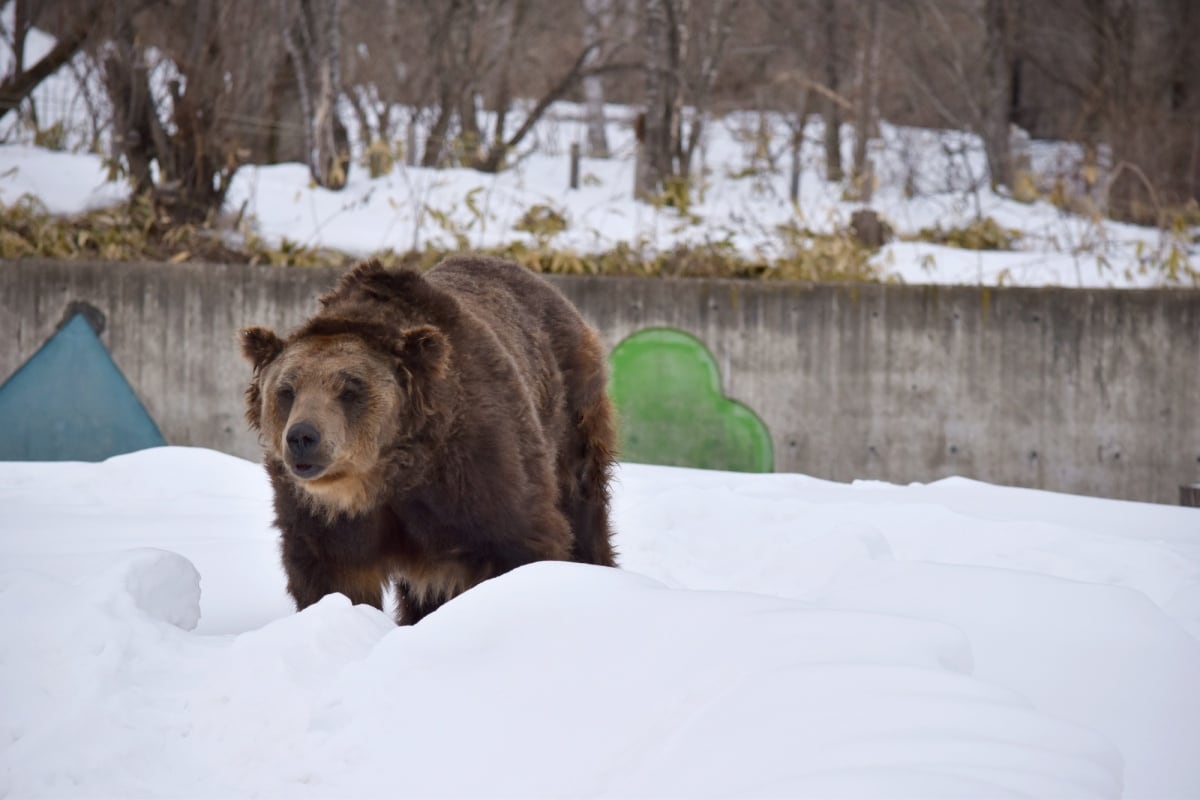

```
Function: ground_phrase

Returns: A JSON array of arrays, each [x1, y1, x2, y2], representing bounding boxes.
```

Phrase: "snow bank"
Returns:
[[2, 448, 1199, 797], [0, 146, 129, 215]]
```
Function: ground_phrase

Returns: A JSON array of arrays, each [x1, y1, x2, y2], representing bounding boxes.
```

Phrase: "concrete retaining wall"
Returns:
[[3, 259, 1198, 504]]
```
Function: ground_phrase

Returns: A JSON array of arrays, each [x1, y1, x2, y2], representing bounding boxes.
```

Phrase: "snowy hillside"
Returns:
[[2, 447, 1199, 798], [1, 7, 1196, 289], [3, 113, 1196, 289]]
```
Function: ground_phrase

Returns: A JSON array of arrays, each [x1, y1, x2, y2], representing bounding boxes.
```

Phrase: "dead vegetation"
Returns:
[[0, 193, 889, 282]]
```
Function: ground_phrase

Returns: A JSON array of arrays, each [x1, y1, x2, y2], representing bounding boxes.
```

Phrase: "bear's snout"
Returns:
[[285, 422, 325, 477]]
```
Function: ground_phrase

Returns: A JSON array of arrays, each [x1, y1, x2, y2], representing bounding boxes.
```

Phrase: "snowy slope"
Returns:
[[5, 120, 1192, 289], [2, 447, 1199, 798], [3, 40, 1197, 290]]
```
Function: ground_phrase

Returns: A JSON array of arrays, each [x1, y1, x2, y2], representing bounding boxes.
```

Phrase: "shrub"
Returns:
[[514, 204, 568, 245], [363, 139, 397, 179], [910, 217, 1022, 250]]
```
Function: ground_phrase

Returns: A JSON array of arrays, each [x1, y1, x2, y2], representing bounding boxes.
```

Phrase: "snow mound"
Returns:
[[0, 557, 1121, 799], [2, 447, 1199, 798]]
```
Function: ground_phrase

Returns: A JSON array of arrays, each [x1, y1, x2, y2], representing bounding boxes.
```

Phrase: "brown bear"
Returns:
[[240, 256, 617, 624]]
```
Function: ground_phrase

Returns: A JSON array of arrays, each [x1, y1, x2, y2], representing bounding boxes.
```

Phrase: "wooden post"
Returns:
[[569, 143, 581, 190], [406, 119, 418, 167]]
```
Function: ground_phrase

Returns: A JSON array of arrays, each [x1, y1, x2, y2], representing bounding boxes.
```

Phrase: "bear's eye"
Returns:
[[277, 385, 295, 404], [338, 385, 361, 404]]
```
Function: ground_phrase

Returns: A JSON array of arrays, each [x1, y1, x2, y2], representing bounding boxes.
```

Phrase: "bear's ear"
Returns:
[[240, 326, 284, 372], [394, 325, 450, 382], [322, 259, 389, 307]]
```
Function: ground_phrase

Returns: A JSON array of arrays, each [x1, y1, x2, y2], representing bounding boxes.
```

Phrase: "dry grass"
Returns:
[[0, 195, 890, 282]]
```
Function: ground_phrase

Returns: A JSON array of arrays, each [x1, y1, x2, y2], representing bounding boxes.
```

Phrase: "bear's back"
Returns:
[[425, 255, 589, 369], [426, 256, 574, 322]]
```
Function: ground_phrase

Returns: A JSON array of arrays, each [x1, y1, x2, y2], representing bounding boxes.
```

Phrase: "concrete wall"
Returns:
[[3, 259, 1198, 504]]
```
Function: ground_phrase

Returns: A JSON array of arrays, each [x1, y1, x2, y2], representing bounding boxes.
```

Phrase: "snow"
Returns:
[[2, 447, 1199, 798], [211, 106, 1194, 288], [0, 145, 128, 215]]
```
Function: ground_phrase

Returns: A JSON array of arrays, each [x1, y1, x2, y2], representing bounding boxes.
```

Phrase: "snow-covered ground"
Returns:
[[2, 447, 1199, 798]]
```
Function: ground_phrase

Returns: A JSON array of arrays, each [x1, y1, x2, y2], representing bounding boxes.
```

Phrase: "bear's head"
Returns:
[[240, 318, 450, 518]]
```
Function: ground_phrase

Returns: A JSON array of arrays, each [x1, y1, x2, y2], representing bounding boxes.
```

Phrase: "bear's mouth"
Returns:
[[290, 462, 326, 479]]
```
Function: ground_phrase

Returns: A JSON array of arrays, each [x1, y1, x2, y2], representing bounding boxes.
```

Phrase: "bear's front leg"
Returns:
[[279, 525, 385, 612], [395, 581, 441, 626], [279, 530, 337, 610]]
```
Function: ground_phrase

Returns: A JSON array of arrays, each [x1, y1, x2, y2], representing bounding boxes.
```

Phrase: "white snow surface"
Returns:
[[2, 447, 1199, 798]]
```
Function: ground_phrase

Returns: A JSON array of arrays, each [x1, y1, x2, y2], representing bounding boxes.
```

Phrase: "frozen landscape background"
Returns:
[[1, 4, 1196, 289], [3, 8, 1200, 799]]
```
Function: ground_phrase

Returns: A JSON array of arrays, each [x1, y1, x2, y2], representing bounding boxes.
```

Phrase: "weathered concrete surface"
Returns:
[[0, 260, 340, 463], [3, 259, 1198, 504]]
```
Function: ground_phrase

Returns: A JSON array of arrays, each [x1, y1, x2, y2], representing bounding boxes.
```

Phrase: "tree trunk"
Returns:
[[669, 0, 689, 172], [458, 87, 481, 164], [280, 0, 316, 175], [681, 0, 738, 178], [1104, 0, 1143, 220], [635, 0, 675, 199], [102, 43, 158, 195], [423, 91, 453, 167], [788, 91, 810, 204], [345, 87, 376, 153], [851, 0, 880, 201], [981, 0, 1014, 192], [315, 0, 348, 189], [582, 0, 612, 157], [1167, 0, 1200, 206], [13, 0, 30, 74], [281, 0, 349, 189], [162, 0, 229, 222], [821, 0, 843, 182], [420, 0, 472, 169]]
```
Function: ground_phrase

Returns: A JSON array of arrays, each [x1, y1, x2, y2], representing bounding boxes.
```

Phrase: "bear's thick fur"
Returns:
[[240, 256, 616, 624]]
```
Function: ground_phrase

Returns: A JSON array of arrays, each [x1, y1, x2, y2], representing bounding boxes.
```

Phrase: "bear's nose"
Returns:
[[286, 422, 321, 459]]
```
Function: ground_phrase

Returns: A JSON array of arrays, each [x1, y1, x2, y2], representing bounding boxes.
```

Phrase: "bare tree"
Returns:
[[784, 83, 811, 204], [980, 0, 1015, 191], [413, 0, 630, 173], [14, 0, 1197, 227], [93, 0, 291, 222], [0, 1, 106, 124], [1017, 0, 1196, 219], [890, 0, 1012, 195], [474, 42, 613, 172], [280, 0, 351, 189], [634, 0, 680, 199], [341, 0, 437, 153], [634, 0, 740, 202], [850, 0, 882, 200], [1163, 0, 1200, 211], [419, 0, 463, 167], [582, 0, 613, 157], [819, 0, 843, 182], [102, 1, 237, 221], [679, 0, 740, 177]]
